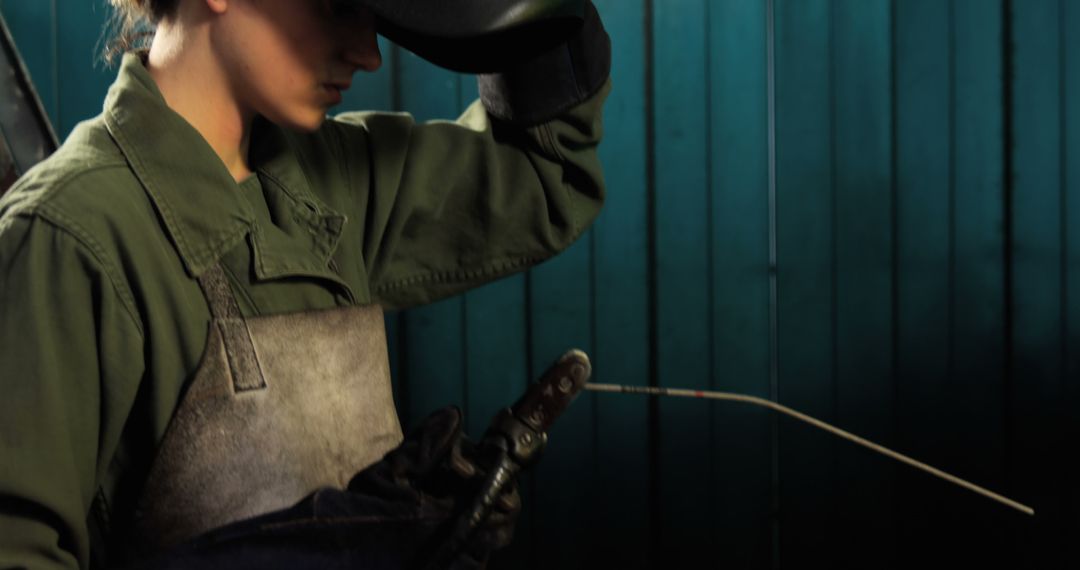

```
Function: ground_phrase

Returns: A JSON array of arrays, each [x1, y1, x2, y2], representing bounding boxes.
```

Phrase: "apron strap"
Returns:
[[196, 264, 267, 392]]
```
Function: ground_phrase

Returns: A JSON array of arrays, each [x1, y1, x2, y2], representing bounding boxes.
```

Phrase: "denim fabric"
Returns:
[[130, 487, 487, 570]]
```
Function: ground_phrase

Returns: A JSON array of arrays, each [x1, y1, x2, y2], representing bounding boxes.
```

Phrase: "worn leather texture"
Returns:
[[132, 303, 403, 552]]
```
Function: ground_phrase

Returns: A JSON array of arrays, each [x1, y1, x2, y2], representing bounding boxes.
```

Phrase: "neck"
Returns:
[[146, 17, 253, 182]]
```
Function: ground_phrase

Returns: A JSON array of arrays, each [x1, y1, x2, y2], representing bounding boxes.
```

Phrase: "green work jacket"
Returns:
[[0, 53, 608, 569]]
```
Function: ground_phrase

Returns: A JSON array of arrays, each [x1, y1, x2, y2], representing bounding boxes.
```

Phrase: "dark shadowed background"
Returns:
[[1, 0, 1076, 568]]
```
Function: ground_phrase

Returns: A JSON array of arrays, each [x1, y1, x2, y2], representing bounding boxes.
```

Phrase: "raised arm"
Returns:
[[324, 1, 611, 309]]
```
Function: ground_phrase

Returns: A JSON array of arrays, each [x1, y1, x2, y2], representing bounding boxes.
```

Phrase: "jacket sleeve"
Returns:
[[326, 79, 609, 310], [318, 1, 611, 309], [0, 214, 143, 570]]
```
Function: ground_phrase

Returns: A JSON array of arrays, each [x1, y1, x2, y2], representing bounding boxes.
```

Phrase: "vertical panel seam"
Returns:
[[702, 0, 717, 529], [1059, 0, 1068, 411], [1000, 0, 1016, 503], [948, 0, 957, 391], [643, 0, 659, 564], [828, 0, 839, 536], [1063, 4, 1076, 538], [765, 0, 781, 567], [1058, 9, 1069, 547], [888, 0, 900, 554]]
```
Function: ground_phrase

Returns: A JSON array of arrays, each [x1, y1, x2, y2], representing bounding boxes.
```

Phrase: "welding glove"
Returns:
[[348, 405, 522, 557]]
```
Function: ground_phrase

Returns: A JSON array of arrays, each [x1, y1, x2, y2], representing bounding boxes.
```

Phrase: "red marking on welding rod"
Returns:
[[695, 390, 704, 398]]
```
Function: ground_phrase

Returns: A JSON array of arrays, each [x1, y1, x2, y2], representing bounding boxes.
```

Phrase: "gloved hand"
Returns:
[[349, 406, 523, 559], [477, 0, 611, 125]]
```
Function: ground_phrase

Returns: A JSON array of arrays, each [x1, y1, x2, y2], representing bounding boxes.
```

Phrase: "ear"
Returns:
[[205, 0, 228, 15]]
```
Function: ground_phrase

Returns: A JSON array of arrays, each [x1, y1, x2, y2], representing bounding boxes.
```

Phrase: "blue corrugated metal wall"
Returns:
[[1, 0, 1076, 567]]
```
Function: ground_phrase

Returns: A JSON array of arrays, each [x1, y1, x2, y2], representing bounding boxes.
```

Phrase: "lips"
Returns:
[[323, 84, 344, 105], [326, 79, 352, 91]]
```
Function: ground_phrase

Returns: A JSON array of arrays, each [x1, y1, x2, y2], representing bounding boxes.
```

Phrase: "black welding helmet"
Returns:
[[345, 0, 587, 73]]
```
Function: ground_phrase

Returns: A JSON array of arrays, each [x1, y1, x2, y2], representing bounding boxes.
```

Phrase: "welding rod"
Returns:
[[585, 382, 1034, 517]]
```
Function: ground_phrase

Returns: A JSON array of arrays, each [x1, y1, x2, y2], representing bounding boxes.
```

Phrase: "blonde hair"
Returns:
[[102, 0, 180, 64]]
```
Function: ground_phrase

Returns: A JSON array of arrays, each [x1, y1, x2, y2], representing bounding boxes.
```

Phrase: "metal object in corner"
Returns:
[[0, 12, 59, 196]]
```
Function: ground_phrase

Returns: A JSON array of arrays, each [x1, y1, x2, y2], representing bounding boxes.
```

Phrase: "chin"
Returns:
[[288, 112, 328, 133], [265, 108, 328, 133]]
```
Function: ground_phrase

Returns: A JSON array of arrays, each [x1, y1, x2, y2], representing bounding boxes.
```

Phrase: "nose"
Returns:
[[341, 11, 382, 72], [344, 31, 381, 72]]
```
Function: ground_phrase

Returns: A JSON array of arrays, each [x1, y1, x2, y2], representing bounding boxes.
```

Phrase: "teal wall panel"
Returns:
[[588, 0, 651, 566], [55, 0, 112, 137], [895, 0, 954, 563], [774, 0, 836, 565], [526, 239, 595, 568], [709, 0, 772, 566], [3, 0, 1077, 567], [0, 0, 57, 124], [1011, 1, 1067, 566], [1065, 0, 1080, 545], [895, 3, 1012, 566], [461, 275, 530, 568], [832, 1, 895, 565], [948, 1, 1009, 563], [652, 0, 712, 565]]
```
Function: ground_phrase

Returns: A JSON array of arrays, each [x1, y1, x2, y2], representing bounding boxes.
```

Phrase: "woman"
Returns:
[[0, 0, 610, 568]]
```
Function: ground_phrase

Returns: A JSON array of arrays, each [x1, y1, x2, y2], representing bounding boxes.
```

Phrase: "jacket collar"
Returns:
[[102, 52, 344, 279]]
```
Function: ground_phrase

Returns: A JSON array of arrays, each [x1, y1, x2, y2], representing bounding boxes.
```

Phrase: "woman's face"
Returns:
[[211, 0, 382, 131]]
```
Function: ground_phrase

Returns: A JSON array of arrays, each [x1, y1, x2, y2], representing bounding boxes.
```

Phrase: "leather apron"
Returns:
[[131, 264, 404, 552]]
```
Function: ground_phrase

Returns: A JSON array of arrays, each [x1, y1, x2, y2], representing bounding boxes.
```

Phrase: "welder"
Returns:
[[0, 0, 611, 567]]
